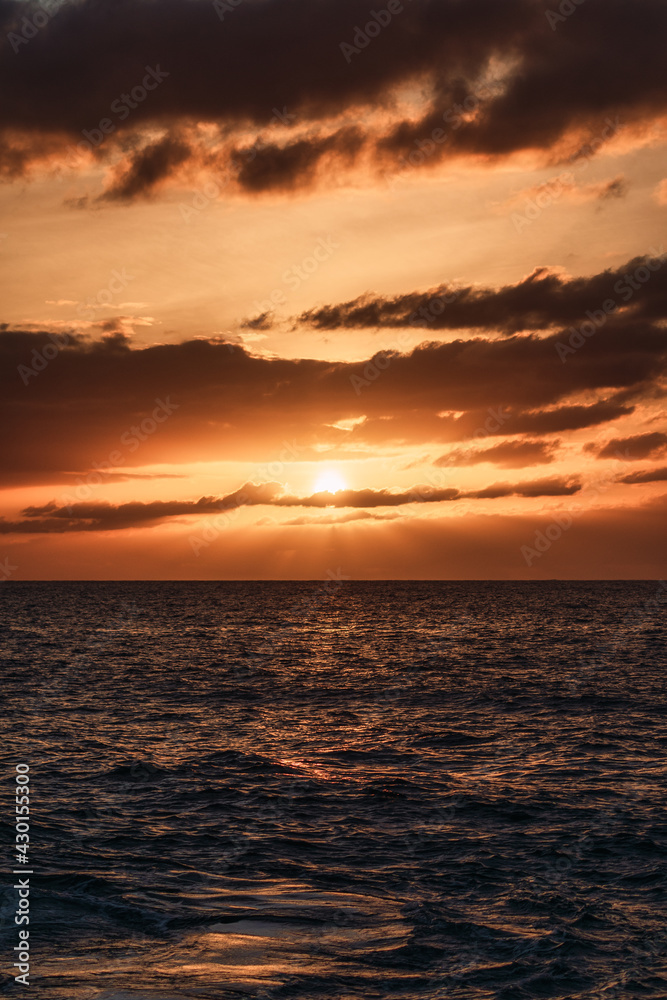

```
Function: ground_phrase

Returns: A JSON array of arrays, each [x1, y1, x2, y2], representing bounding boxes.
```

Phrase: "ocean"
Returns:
[[1, 581, 666, 999]]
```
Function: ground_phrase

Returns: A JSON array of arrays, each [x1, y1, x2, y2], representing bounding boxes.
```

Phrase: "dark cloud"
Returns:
[[2, 0, 667, 193], [278, 486, 463, 508], [10, 482, 283, 532], [504, 400, 635, 435], [618, 466, 667, 485], [1, 475, 582, 533], [4, 493, 666, 579], [234, 127, 364, 193], [596, 175, 628, 201], [99, 134, 191, 201], [435, 438, 559, 468], [240, 312, 274, 331], [1, 316, 664, 485], [465, 477, 580, 500], [590, 431, 667, 461], [300, 255, 667, 334]]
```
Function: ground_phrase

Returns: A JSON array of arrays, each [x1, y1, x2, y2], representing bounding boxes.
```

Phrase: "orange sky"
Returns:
[[1, 0, 666, 578]]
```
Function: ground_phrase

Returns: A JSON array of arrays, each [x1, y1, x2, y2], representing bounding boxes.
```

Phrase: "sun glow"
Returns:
[[313, 469, 347, 494]]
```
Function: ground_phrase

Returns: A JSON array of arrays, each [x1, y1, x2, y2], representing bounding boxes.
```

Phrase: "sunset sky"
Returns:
[[1, 0, 666, 578]]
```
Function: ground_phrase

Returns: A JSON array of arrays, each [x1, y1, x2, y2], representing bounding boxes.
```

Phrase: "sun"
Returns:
[[313, 469, 347, 494]]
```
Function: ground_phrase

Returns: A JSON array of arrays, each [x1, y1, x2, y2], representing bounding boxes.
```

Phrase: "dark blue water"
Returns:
[[1, 581, 666, 999]]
